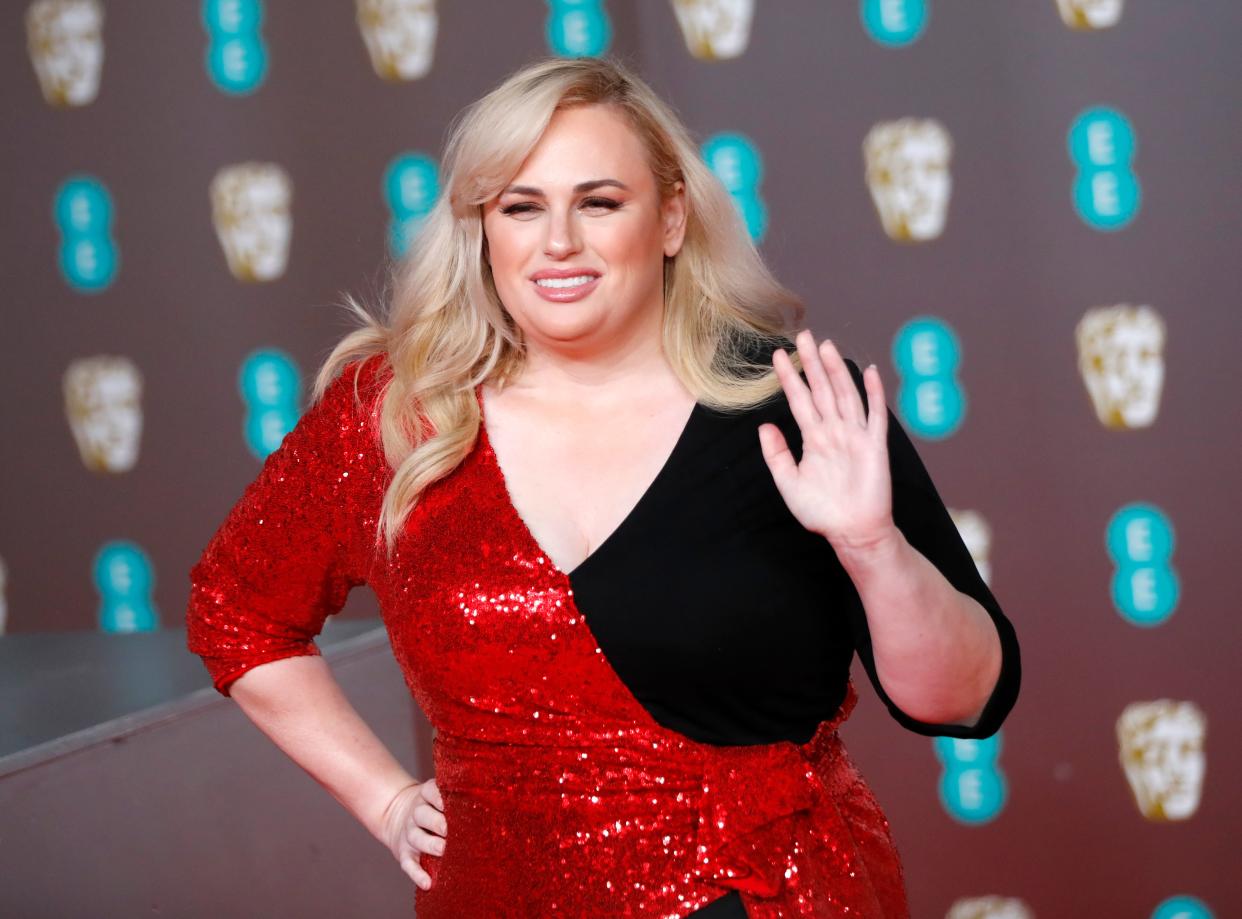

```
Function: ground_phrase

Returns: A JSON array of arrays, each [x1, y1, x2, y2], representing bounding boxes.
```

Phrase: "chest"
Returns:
[[479, 391, 699, 576]]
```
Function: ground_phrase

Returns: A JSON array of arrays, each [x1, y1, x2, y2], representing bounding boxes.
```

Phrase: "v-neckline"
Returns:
[[475, 382, 702, 581]]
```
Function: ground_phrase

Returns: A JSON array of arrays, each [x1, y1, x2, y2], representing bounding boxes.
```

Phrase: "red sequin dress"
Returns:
[[187, 352, 1021, 918]]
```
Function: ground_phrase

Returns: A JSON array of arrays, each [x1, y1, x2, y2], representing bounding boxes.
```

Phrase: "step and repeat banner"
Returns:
[[3, 2, 1238, 917]]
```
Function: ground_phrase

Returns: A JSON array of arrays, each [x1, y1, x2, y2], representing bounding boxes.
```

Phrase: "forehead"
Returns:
[[509, 104, 652, 188]]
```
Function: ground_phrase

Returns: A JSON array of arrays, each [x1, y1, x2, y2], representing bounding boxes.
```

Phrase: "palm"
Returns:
[[758, 331, 895, 550]]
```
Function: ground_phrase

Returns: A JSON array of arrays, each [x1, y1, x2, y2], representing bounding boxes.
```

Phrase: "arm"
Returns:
[[835, 354, 1020, 738], [228, 654, 418, 843], [834, 526, 1001, 728], [760, 333, 1020, 739], [186, 356, 447, 888]]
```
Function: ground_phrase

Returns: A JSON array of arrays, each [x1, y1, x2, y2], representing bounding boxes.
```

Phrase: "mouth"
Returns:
[[530, 273, 602, 302], [532, 272, 599, 288]]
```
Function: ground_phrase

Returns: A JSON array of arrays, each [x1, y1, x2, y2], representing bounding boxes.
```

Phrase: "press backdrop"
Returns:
[[3, 2, 1239, 917]]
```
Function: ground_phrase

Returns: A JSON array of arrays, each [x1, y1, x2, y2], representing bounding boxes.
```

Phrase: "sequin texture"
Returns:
[[186, 355, 910, 917]]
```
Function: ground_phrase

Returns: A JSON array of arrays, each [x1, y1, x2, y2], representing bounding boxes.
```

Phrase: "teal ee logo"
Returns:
[[891, 316, 965, 439], [1107, 502, 1179, 627], [701, 132, 767, 243], [384, 152, 440, 259], [203, 0, 268, 95], [239, 348, 301, 460], [54, 174, 118, 293], [1068, 105, 1140, 230], [860, 0, 928, 47], [93, 540, 158, 633], [934, 732, 1007, 824], [1151, 895, 1213, 919], [546, 0, 612, 58]]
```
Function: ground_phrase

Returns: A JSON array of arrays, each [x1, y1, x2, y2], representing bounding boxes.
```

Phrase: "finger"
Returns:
[[406, 823, 447, 855], [414, 801, 449, 837], [757, 423, 797, 491], [772, 346, 821, 433], [819, 339, 864, 427], [422, 777, 444, 811], [863, 363, 889, 444], [400, 853, 432, 890], [795, 329, 843, 424]]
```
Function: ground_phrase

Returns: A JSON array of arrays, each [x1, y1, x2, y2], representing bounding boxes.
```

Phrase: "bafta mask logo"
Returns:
[[1117, 699, 1206, 822], [864, 118, 953, 242], [1056, 0, 1125, 30], [64, 355, 143, 474], [671, 0, 753, 60], [546, 0, 613, 58], [946, 896, 1034, 919], [26, 0, 103, 108], [1076, 303, 1164, 430], [211, 162, 292, 282], [357, 0, 438, 81], [949, 509, 992, 586]]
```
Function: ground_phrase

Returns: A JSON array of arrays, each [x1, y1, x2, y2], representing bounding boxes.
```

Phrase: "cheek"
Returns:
[[595, 220, 664, 268], [483, 224, 525, 271]]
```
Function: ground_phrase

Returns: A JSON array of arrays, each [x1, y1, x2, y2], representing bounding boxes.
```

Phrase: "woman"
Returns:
[[186, 56, 1020, 918]]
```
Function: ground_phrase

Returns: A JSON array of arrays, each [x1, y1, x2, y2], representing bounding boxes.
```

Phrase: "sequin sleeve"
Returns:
[[185, 355, 388, 697], [841, 357, 1022, 739]]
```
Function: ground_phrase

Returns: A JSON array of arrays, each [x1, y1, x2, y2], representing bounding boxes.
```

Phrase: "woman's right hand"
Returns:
[[380, 777, 447, 890]]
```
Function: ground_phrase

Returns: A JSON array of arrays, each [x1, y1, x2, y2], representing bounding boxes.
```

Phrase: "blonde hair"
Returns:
[[316, 54, 805, 556]]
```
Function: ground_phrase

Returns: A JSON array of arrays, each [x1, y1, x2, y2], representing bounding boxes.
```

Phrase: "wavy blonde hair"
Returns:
[[315, 54, 805, 557]]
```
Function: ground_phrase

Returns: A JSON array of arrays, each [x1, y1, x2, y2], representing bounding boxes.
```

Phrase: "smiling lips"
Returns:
[[530, 269, 602, 302]]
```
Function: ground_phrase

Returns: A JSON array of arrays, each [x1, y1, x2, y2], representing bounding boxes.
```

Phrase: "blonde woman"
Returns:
[[187, 56, 1019, 918]]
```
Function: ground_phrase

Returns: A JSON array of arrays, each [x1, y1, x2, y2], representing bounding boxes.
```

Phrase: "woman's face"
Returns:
[[481, 103, 686, 353]]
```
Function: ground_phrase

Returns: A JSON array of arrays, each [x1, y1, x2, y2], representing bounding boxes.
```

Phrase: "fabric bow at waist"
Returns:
[[430, 682, 892, 915], [692, 682, 861, 900]]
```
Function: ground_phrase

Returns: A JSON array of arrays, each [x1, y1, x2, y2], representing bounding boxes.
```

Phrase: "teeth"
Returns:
[[535, 275, 595, 289]]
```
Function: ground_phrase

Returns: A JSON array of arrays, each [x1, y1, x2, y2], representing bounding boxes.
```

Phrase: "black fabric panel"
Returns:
[[569, 337, 1020, 746], [686, 890, 750, 918]]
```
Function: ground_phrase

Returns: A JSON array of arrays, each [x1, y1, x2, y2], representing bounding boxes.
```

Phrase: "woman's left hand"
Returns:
[[758, 329, 896, 551]]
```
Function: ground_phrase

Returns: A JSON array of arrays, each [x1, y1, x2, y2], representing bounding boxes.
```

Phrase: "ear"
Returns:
[[662, 180, 688, 259]]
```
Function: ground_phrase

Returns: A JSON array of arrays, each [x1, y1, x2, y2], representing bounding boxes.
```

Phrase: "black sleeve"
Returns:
[[841, 357, 1021, 739]]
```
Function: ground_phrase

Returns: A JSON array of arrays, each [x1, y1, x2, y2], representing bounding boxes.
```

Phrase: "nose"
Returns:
[[544, 204, 582, 259]]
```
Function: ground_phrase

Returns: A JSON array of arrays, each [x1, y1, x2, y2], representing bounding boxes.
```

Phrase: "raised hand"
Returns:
[[381, 777, 447, 891], [758, 329, 896, 552]]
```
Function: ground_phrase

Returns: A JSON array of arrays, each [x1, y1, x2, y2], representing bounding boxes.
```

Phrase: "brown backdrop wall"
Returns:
[[2, 2, 1239, 917]]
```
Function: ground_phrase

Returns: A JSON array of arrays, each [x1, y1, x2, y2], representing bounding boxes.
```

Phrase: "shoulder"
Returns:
[[317, 352, 392, 418], [297, 353, 394, 470]]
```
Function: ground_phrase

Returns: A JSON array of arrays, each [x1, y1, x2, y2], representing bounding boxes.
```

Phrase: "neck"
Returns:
[[509, 300, 674, 402]]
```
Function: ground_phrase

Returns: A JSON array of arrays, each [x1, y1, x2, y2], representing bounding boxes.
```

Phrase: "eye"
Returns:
[[499, 202, 538, 216], [498, 197, 623, 217]]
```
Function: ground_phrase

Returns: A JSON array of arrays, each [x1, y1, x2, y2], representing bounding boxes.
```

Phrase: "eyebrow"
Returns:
[[500, 178, 631, 197]]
